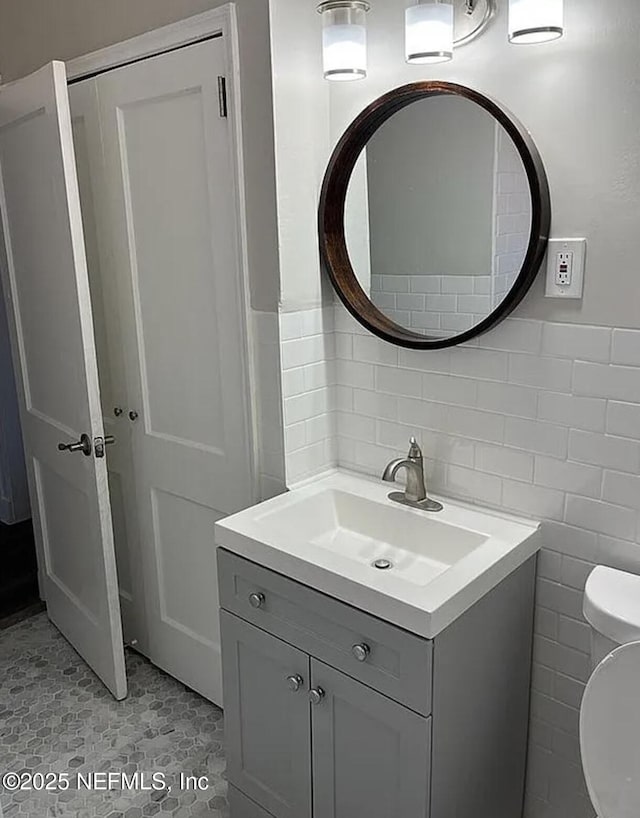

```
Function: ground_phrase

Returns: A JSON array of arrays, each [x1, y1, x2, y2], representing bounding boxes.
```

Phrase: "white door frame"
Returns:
[[66, 4, 259, 503]]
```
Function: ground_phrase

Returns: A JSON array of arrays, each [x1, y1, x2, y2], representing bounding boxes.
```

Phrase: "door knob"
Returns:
[[113, 407, 124, 417], [128, 411, 139, 422], [351, 643, 371, 663], [58, 433, 92, 457], [248, 592, 265, 609], [309, 687, 325, 705], [286, 675, 304, 692]]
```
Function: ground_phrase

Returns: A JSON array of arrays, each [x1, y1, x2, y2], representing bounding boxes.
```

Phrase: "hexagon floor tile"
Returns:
[[0, 614, 229, 817]]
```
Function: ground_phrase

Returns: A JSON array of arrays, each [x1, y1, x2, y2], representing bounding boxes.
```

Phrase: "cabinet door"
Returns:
[[221, 612, 311, 818], [311, 659, 431, 818]]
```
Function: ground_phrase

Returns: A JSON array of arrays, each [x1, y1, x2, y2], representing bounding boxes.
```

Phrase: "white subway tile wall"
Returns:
[[281, 302, 640, 818], [251, 311, 287, 500], [279, 306, 337, 484]]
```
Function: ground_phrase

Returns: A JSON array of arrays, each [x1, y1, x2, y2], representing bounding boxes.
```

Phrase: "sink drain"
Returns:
[[372, 558, 393, 570]]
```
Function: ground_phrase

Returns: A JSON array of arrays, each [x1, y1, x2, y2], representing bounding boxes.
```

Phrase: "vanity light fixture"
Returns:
[[508, 0, 563, 43], [405, 0, 454, 65], [317, 1, 371, 82], [320, 0, 563, 80]]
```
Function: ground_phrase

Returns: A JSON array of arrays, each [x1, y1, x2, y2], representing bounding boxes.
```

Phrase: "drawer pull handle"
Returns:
[[351, 643, 371, 662], [309, 687, 325, 705], [286, 674, 304, 692], [248, 592, 266, 609]]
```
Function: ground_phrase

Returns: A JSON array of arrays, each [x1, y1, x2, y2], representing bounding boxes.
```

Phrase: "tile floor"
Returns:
[[0, 613, 229, 817]]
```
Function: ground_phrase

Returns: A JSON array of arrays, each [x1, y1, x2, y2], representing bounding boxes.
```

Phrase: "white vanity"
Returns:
[[215, 470, 541, 818]]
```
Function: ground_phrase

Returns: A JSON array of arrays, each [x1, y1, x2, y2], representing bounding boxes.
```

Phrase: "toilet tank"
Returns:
[[583, 567, 640, 667]]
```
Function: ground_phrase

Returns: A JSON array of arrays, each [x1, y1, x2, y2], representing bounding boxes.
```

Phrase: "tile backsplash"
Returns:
[[280, 306, 337, 485], [250, 310, 287, 501], [279, 301, 640, 818]]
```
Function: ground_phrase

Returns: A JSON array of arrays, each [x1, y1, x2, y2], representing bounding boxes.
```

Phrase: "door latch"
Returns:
[[94, 436, 116, 459]]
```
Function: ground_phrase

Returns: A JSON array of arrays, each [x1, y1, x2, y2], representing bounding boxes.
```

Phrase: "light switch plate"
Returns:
[[545, 238, 586, 299]]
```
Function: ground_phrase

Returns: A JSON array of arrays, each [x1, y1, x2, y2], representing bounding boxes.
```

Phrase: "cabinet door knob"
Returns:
[[309, 687, 325, 705], [128, 410, 139, 422], [113, 407, 124, 417], [351, 643, 371, 662], [286, 674, 304, 692], [248, 592, 265, 609]]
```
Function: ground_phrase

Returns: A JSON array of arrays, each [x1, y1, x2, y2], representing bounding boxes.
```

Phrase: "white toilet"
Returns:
[[580, 566, 640, 818]]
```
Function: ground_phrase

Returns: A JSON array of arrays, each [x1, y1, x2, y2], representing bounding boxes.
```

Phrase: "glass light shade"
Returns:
[[509, 0, 563, 44], [319, 2, 370, 82], [405, 2, 454, 65]]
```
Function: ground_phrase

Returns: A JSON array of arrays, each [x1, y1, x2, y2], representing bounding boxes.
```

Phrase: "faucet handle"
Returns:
[[408, 437, 422, 460]]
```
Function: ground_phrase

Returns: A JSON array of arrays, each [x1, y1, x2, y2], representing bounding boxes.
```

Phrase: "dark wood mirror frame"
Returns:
[[318, 81, 551, 350]]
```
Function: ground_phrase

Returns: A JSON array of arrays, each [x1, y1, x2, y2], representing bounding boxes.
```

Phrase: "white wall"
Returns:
[[269, 0, 331, 312], [271, 1, 640, 816]]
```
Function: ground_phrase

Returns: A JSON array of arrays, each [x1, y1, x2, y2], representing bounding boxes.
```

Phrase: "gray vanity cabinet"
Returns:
[[311, 659, 431, 818], [221, 609, 430, 818], [219, 548, 536, 818], [220, 611, 312, 818]]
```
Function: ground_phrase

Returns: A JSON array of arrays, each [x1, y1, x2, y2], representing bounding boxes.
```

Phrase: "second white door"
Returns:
[[0, 62, 126, 699], [69, 37, 255, 704]]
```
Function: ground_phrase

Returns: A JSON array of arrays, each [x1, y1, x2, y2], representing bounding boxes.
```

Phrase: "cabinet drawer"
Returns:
[[218, 549, 432, 715]]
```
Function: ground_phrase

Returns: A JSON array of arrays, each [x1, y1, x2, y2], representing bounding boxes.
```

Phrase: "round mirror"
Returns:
[[319, 82, 551, 349]]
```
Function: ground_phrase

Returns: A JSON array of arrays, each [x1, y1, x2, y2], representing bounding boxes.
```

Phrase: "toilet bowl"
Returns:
[[580, 567, 640, 818]]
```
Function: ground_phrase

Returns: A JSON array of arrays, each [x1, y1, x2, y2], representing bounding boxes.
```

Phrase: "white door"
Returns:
[[70, 38, 255, 704], [68, 79, 147, 651], [0, 62, 126, 699]]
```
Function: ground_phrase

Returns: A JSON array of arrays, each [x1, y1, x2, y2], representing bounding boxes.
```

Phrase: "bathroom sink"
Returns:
[[255, 489, 487, 588], [215, 469, 540, 638]]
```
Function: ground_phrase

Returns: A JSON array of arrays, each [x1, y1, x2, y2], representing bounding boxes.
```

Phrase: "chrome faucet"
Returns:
[[382, 437, 443, 512]]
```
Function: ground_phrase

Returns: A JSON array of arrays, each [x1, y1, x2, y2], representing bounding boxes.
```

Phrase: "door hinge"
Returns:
[[217, 76, 228, 119]]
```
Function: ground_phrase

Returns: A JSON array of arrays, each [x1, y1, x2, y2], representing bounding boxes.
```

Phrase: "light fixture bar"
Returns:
[[454, 0, 495, 47]]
